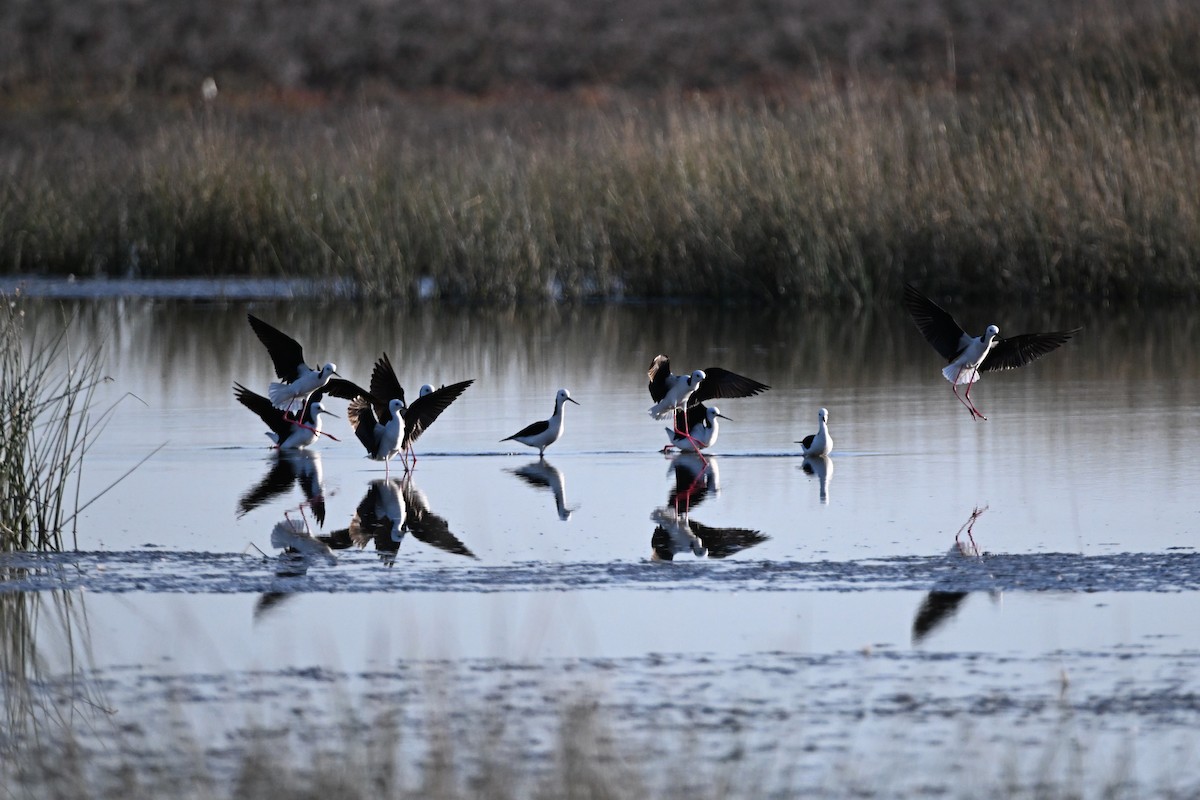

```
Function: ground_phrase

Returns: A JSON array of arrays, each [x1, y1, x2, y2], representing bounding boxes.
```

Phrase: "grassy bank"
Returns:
[[1, 1, 1198, 305]]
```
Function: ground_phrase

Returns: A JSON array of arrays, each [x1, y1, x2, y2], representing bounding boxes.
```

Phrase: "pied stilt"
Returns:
[[902, 284, 1081, 420], [502, 389, 579, 457], [234, 383, 338, 449], [246, 314, 370, 416], [796, 407, 832, 457], [663, 403, 730, 452], [647, 355, 769, 453], [360, 352, 474, 470]]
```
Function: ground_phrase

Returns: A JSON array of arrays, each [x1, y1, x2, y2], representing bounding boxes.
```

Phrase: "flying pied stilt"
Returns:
[[246, 313, 370, 419], [501, 389, 579, 457], [902, 284, 1081, 420]]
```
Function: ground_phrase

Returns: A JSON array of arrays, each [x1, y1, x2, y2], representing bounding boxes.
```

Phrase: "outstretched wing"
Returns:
[[691, 368, 770, 404], [347, 396, 382, 452], [247, 314, 305, 381], [402, 379, 474, 448], [317, 377, 374, 403], [647, 355, 672, 402], [233, 382, 293, 440], [982, 329, 1081, 372], [902, 284, 970, 362], [401, 483, 475, 558], [369, 353, 406, 407]]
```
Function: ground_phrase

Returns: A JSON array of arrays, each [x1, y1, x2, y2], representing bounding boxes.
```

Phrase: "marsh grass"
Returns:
[[1, 1, 1199, 305], [0, 295, 155, 551]]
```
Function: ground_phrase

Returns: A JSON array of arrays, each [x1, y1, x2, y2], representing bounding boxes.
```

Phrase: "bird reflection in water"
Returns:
[[911, 505, 998, 644], [252, 515, 338, 619], [508, 459, 577, 521], [322, 477, 475, 566], [651, 453, 767, 561], [237, 449, 327, 526], [800, 454, 833, 504]]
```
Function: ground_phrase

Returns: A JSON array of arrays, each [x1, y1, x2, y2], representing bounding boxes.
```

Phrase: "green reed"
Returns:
[[0, 297, 110, 551]]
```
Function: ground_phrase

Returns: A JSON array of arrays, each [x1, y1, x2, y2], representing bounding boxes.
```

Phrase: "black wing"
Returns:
[[647, 355, 672, 402], [686, 520, 769, 559], [247, 314, 306, 381], [317, 377, 374, 403], [691, 368, 770, 404], [369, 352, 406, 417], [798, 433, 816, 450], [982, 329, 1081, 372], [234, 383, 293, 440], [502, 418, 549, 442], [673, 401, 708, 434], [402, 379, 473, 448], [347, 397, 382, 453], [902, 284, 970, 362]]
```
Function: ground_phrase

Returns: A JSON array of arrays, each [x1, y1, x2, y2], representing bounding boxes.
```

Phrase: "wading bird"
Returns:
[[663, 403, 731, 453], [902, 284, 1080, 420], [501, 389, 579, 457], [796, 407, 832, 457], [647, 355, 769, 451], [234, 383, 337, 450], [354, 353, 474, 471]]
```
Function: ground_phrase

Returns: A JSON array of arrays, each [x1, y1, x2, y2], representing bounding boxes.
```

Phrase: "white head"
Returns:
[[984, 325, 1000, 340], [818, 407, 829, 424], [690, 369, 706, 386], [556, 388, 580, 408], [419, 384, 434, 398], [320, 363, 338, 378], [307, 401, 335, 423], [709, 406, 731, 423], [388, 398, 405, 417]]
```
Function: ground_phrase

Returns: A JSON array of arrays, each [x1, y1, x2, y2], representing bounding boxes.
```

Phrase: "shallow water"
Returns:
[[3, 292, 1200, 794]]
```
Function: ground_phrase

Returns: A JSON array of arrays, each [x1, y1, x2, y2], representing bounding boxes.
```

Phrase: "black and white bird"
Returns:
[[347, 397, 405, 476], [647, 355, 769, 451], [349, 353, 474, 471], [664, 403, 731, 452], [234, 383, 337, 450], [796, 407, 832, 457], [902, 284, 1081, 420], [501, 389, 579, 457], [246, 314, 369, 415]]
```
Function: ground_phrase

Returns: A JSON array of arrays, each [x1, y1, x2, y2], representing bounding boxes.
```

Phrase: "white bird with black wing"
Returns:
[[348, 352, 474, 474], [902, 283, 1081, 420], [246, 314, 369, 415], [502, 389, 579, 457], [647, 354, 769, 452]]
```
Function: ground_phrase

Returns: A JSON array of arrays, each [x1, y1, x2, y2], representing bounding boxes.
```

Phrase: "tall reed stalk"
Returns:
[[0, 294, 109, 551]]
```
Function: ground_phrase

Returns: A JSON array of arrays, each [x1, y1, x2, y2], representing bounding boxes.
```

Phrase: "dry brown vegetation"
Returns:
[[1, 0, 1198, 305]]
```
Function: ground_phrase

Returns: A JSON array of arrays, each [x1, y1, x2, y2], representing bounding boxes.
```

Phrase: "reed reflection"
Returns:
[[322, 477, 474, 565], [800, 455, 833, 504], [237, 450, 327, 525], [507, 459, 576, 521], [651, 454, 767, 561], [911, 505, 998, 645], [1, 581, 110, 741]]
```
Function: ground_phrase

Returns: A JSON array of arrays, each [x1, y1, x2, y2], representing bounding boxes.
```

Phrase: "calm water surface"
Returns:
[[4, 294, 1200, 794]]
